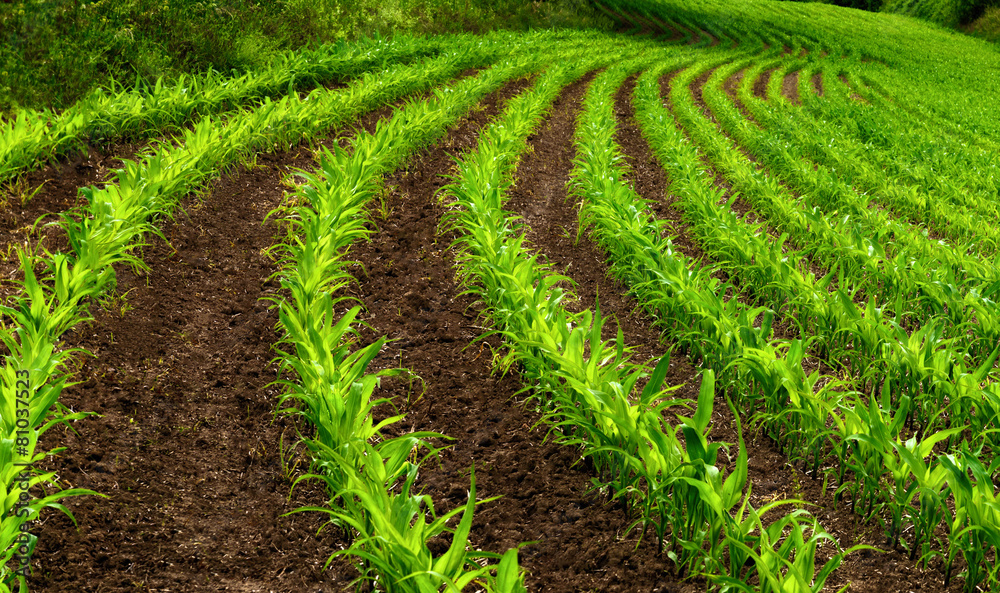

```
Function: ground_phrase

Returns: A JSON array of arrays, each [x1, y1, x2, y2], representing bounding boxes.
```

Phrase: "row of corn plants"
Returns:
[[441, 49, 858, 592], [0, 37, 537, 589], [681, 53, 998, 320], [715, 56, 1000, 591], [769, 59, 1000, 232], [718, 53, 1000, 274], [573, 59, 874, 593], [579, 7, 1000, 586], [802, 62, 1000, 194], [563, 51, 995, 591], [671, 52, 996, 420], [602, 0, 1000, 291], [264, 46, 589, 590], [729, 54, 1000, 291], [668, 56, 1000, 451], [696, 55, 1000, 449], [0, 34, 448, 184], [615, 62, 1000, 592]]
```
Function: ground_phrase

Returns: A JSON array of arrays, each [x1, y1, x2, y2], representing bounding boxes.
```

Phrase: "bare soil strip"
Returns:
[[345, 75, 694, 593], [782, 70, 801, 105], [723, 69, 763, 128], [0, 68, 474, 307], [613, 75, 706, 266], [686, 66, 861, 304], [28, 146, 354, 591], [752, 67, 776, 99], [812, 72, 825, 97], [501, 71, 702, 591], [21, 70, 483, 592], [0, 143, 143, 303]]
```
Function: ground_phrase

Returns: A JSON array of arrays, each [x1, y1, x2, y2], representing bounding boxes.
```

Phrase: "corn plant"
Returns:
[[264, 50, 608, 588], [938, 448, 1000, 592], [715, 506, 866, 593]]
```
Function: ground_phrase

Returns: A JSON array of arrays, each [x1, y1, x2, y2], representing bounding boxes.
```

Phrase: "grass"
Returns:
[[964, 4, 1000, 39], [0, 0, 608, 115]]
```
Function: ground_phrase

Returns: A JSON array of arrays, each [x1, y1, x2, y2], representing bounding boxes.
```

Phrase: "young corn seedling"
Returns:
[[716, 506, 868, 593], [939, 448, 1000, 592]]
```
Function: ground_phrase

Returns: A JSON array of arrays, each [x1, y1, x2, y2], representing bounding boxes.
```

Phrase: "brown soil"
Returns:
[[648, 64, 964, 593], [812, 72, 825, 97], [0, 143, 143, 301], [504, 58, 968, 593], [690, 69, 717, 123], [722, 69, 760, 126], [753, 68, 776, 100], [613, 75, 706, 265], [501, 62, 960, 593], [782, 71, 801, 105], [345, 74, 698, 592], [19, 70, 479, 592], [26, 145, 356, 591], [9, 41, 970, 593]]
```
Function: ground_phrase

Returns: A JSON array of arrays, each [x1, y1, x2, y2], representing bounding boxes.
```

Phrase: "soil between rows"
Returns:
[[782, 71, 801, 105], [348, 73, 696, 593], [17, 67, 488, 592], [26, 141, 357, 591], [0, 143, 144, 303]]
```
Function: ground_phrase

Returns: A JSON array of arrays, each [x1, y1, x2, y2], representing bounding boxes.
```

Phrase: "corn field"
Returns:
[[1, 0, 999, 591]]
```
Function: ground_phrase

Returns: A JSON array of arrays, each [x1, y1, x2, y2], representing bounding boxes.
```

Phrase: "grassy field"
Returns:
[[0, 0, 609, 113], [2, 0, 1000, 592]]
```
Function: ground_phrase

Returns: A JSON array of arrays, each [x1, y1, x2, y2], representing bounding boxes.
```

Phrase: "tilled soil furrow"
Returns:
[[28, 145, 355, 591], [507, 74, 679, 367], [680, 67, 856, 304], [612, 75, 707, 266], [782, 70, 801, 105], [518, 57, 958, 593], [23, 70, 497, 591], [722, 69, 760, 126], [812, 72, 825, 96], [0, 143, 144, 303], [0, 69, 475, 308], [350, 74, 695, 593], [500, 65, 840, 592], [753, 67, 775, 99]]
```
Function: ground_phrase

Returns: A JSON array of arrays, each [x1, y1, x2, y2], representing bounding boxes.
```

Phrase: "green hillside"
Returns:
[[0, 0, 608, 113]]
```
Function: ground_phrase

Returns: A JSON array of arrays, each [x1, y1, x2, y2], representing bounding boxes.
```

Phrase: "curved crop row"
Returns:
[[0, 35, 445, 185], [265, 51, 567, 590], [673, 57, 1000, 376], [0, 41, 516, 590], [441, 48, 855, 591], [624, 64, 1000, 592]]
